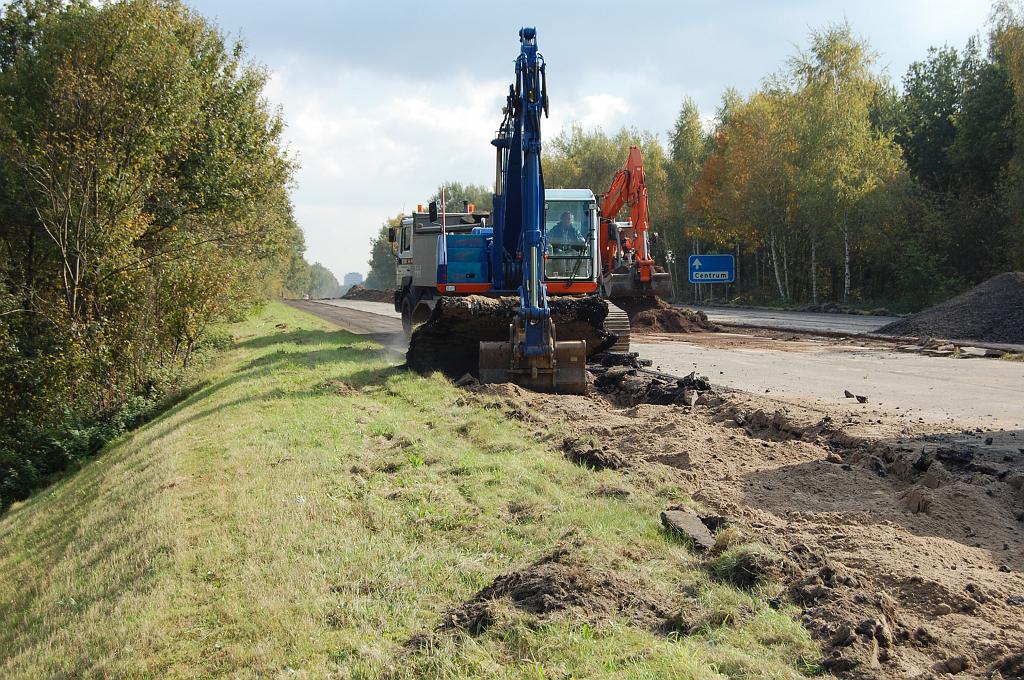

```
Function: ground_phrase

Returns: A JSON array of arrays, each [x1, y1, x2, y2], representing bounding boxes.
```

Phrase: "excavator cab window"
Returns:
[[543, 200, 594, 280]]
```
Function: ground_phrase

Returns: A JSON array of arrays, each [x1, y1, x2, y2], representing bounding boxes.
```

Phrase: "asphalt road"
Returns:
[[634, 339, 1024, 429], [691, 306, 900, 334], [290, 299, 1024, 429]]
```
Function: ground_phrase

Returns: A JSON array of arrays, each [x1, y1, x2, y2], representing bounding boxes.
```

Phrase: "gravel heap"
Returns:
[[878, 272, 1024, 345], [342, 284, 394, 303]]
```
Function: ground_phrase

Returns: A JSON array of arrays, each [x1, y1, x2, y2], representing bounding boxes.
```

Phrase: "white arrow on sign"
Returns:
[[692, 257, 702, 269]]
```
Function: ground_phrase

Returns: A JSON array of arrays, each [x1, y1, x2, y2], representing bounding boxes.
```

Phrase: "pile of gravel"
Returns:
[[878, 272, 1024, 344]]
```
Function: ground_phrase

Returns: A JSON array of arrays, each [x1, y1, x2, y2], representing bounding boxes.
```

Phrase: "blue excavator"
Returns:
[[394, 28, 603, 393], [475, 27, 588, 393]]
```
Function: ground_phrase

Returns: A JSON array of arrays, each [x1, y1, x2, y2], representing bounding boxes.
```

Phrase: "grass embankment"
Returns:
[[0, 302, 820, 678]]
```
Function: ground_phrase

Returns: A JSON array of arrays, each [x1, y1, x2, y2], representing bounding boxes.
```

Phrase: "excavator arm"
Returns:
[[599, 146, 672, 299]]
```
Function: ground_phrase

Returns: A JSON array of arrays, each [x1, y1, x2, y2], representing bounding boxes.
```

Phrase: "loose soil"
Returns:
[[879, 272, 1024, 345], [462, 381, 1024, 679], [616, 297, 722, 335], [435, 540, 670, 638], [342, 284, 395, 303]]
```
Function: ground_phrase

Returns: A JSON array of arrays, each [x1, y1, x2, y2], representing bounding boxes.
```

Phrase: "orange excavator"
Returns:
[[598, 145, 673, 299]]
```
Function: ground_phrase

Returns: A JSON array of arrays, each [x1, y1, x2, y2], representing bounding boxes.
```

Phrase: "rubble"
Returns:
[[588, 362, 713, 407]]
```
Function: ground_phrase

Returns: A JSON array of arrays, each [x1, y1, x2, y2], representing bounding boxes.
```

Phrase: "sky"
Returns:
[[187, 0, 994, 280]]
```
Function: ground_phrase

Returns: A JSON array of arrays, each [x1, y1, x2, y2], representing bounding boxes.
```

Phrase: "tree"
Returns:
[[789, 22, 906, 302], [365, 214, 402, 290], [0, 0, 302, 509], [308, 263, 342, 299], [429, 181, 492, 213], [990, 0, 1024, 268], [896, 44, 973, 194]]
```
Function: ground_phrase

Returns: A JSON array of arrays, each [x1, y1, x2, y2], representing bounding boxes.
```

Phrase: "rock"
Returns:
[[913, 626, 938, 646], [959, 346, 989, 357], [681, 390, 698, 407], [1007, 595, 1024, 606], [856, 395, 869, 403], [921, 461, 951, 489], [698, 513, 731, 533], [856, 617, 894, 647], [902, 487, 931, 514], [455, 373, 479, 387], [844, 389, 855, 398], [1006, 474, 1024, 491], [933, 602, 953, 616], [660, 508, 716, 551], [932, 656, 969, 675], [830, 624, 856, 647]]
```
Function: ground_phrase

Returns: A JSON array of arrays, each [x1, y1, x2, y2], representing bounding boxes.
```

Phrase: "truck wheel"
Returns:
[[401, 295, 414, 335]]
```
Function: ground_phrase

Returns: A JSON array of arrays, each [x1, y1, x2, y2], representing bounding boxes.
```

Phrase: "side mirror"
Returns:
[[429, 201, 438, 223], [387, 227, 396, 243]]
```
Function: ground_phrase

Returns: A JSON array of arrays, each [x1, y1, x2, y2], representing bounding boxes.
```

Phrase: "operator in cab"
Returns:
[[546, 210, 587, 277], [548, 211, 582, 247]]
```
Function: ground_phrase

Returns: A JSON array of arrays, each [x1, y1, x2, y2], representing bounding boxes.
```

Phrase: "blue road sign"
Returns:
[[688, 254, 735, 284]]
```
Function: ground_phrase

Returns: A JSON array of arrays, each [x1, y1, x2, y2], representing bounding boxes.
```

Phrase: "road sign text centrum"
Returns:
[[688, 254, 736, 284]]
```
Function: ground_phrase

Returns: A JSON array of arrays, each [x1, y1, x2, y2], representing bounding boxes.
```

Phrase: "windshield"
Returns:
[[544, 200, 594, 280]]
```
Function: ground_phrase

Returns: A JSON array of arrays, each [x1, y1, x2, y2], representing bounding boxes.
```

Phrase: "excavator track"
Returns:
[[604, 302, 631, 353]]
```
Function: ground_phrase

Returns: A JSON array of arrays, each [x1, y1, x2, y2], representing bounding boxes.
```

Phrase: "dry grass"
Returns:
[[0, 302, 823, 678]]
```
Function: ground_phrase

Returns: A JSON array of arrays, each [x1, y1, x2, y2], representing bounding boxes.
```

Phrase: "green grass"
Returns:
[[0, 302, 822, 678]]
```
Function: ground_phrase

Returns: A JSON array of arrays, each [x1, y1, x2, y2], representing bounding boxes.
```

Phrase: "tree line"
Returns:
[[0, 0, 302, 510], [545, 5, 1024, 309], [367, 4, 1024, 310]]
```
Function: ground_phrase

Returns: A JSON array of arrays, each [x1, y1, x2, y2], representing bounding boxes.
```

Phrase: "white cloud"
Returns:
[[267, 59, 632, 278]]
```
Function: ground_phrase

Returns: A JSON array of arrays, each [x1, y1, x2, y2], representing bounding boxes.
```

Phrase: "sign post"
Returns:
[[688, 254, 735, 284]]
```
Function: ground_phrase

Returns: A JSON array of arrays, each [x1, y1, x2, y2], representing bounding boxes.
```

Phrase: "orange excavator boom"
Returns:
[[598, 146, 673, 299]]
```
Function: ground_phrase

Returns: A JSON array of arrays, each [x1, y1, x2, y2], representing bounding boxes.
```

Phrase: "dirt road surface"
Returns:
[[636, 334, 1024, 430], [692, 305, 900, 334], [468, 383, 1024, 679], [289, 299, 1024, 429]]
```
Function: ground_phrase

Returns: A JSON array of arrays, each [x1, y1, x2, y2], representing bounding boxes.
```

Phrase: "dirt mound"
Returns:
[[462, 380, 1024, 679], [878, 272, 1024, 344], [438, 542, 668, 636], [342, 284, 394, 303], [617, 297, 721, 334], [406, 295, 616, 379]]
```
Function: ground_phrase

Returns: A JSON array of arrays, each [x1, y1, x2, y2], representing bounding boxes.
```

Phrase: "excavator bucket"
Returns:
[[479, 329, 588, 395], [602, 270, 674, 299], [479, 339, 587, 394]]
